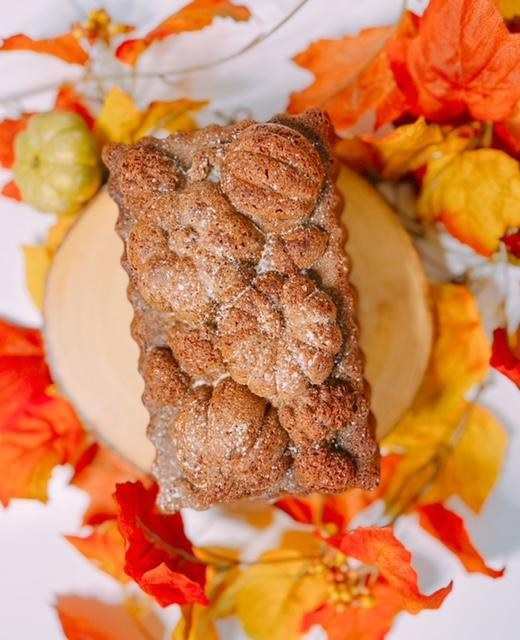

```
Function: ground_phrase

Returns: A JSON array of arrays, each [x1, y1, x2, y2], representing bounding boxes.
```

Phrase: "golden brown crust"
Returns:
[[104, 109, 379, 511]]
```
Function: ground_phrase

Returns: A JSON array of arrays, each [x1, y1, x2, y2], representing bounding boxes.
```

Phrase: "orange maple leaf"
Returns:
[[288, 15, 418, 132], [0, 33, 89, 65], [387, 0, 520, 122], [115, 481, 208, 606], [116, 0, 251, 65], [276, 454, 401, 532], [56, 596, 164, 640], [418, 503, 504, 578], [66, 520, 129, 583], [491, 327, 520, 387], [0, 115, 32, 169], [54, 85, 95, 129], [71, 442, 146, 525], [304, 527, 452, 640], [0, 319, 87, 505]]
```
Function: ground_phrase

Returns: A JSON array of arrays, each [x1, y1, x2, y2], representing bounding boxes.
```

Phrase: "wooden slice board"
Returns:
[[44, 166, 432, 472]]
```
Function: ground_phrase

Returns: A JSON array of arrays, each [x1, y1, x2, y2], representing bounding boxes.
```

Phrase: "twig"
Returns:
[[0, 0, 309, 106]]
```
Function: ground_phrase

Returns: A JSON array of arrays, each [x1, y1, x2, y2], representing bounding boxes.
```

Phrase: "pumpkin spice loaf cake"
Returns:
[[103, 109, 380, 511]]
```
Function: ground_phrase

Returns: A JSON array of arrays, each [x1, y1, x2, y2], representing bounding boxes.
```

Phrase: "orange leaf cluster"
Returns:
[[0, 33, 88, 65], [115, 481, 208, 606], [116, 0, 251, 65], [303, 527, 452, 640], [291, 0, 520, 129], [388, 0, 520, 123], [0, 319, 86, 505]]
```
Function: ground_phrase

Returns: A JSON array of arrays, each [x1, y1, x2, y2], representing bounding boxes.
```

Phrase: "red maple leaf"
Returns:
[[115, 481, 207, 606]]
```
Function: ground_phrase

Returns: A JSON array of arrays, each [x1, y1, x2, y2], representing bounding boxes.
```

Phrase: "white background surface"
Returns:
[[0, 1, 519, 639]]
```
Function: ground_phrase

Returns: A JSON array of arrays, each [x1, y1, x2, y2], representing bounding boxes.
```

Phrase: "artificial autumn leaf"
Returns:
[[491, 327, 520, 387], [0, 319, 86, 505], [55, 84, 95, 128], [172, 546, 242, 638], [371, 119, 480, 179], [115, 481, 207, 606], [289, 23, 409, 132], [94, 87, 207, 144], [382, 285, 506, 517], [495, 104, 520, 156], [418, 148, 520, 256], [23, 217, 75, 309], [502, 232, 520, 259], [229, 531, 328, 640], [276, 455, 401, 533], [72, 442, 146, 525], [0, 115, 31, 169], [0, 33, 88, 65], [72, 8, 134, 46], [173, 605, 219, 640], [410, 284, 491, 409], [334, 136, 381, 175], [303, 527, 452, 640], [496, 0, 520, 20], [116, 0, 251, 65], [66, 520, 129, 583], [418, 503, 504, 578], [419, 403, 507, 512], [1, 180, 22, 201], [387, 0, 520, 122], [56, 596, 164, 640]]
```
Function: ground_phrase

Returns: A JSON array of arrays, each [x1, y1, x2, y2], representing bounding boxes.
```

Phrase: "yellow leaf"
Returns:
[[374, 118, 443, 179], [230, 532, 328, 640], [499, 0, 520, 19], [174, 547, 241, 638], [23, 217, 74, 309], [381, 284, 506, 516], [172, 604, 219, 640], [418, 148, 520, 256], [414, 284, 490, 409], [133, 99, 208, 139], [95, 90, 207, 144], [373, 119, 478, 179], [421, 404, 508, 513], [95, 87, 142, 144]]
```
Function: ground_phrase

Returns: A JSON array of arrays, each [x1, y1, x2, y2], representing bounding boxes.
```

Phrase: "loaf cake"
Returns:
[[103, 109, 379, 511]]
